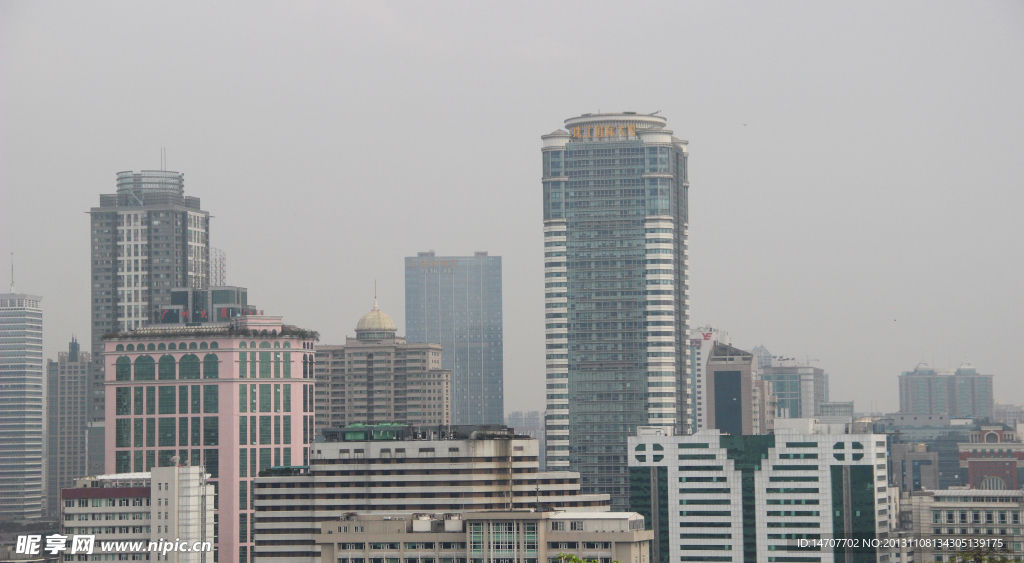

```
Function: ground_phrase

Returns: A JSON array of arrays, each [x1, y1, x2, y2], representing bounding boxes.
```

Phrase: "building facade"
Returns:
[[152, 286, 257, 325], [541, 112, 690, 510], [898, 362, 994, 419], [253, 425, 611, 563], [958, 423, 1024, 490], [315, 511, 651, 563], [405, 251, 503, 425], [89, 170, 212, 475], [910, 490, 1024, 562], [888, 443, 939, 494], [103, 315, 318, 563], [314, 299, 451, 430], [687, 326, 730, 432], [705, 342, 776, 435], [0, 292, 44, 520], [60, 466, 215, 563], [629, 429, 890, 563], [47, 337, 92, 517], [760, 360, 829, 419]]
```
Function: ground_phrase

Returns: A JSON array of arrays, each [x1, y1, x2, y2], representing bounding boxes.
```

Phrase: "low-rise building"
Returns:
[[315, 511, 650, 563], [60, 466, 214, 563], [253, 425, 609, 563], [910, 489, 1024, 562]]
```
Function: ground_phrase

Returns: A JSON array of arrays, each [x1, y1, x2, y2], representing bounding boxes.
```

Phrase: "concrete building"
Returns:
[[688, 327, 730, 432], [0, 291, 44, 520], [888, 443, 939, 494], [910, 489, 1024, 562], [506, 411, 545, 469], [705, 342, 775, 435], [629, 428, 890, 563], [540, 112, 690, 510], [103, 315, 318, 563], [314, 298, 451, 430], [898, 361, 994, 419], [884, 414, 970, 489], [405, 252, 503, 425], [315, 511, 651, 563], [994, 403, 1024, 427], [60, 466, 214, 563], [151, 286, 257, 325], [253, 425, 610, 563], [88, 170, 212, 476], [47, 337, 92, 517], [759, 359, 829, 419]]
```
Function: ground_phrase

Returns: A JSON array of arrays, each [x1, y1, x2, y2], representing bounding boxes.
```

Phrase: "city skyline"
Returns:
[[2, 2, 1022, 416]]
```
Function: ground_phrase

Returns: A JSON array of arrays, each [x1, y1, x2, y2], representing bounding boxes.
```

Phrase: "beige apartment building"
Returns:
[[315, 298, 450, 429], [316, 511, 651, 563]]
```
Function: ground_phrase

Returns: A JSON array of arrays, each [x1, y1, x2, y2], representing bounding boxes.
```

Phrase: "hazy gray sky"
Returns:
[[2, 1, 1022, 415]]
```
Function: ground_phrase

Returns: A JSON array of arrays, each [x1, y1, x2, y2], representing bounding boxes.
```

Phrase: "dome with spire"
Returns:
[[355, 296, 396, 339]]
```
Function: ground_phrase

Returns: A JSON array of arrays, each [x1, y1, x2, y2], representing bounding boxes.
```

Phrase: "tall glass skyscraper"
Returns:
[[405, 251, 503, 424], [542, 112, 690, 510]]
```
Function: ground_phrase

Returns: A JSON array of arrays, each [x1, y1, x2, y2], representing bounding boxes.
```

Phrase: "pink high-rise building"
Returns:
[[104, 316, 318, 563]]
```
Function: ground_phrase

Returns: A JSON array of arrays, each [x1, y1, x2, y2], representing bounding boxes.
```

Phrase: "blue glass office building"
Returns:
[[405, 251, 503, 425], [542, 113, 690, 510]]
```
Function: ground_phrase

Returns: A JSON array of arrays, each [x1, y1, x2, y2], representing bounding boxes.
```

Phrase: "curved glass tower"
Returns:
[[542, 112, 690, 510]]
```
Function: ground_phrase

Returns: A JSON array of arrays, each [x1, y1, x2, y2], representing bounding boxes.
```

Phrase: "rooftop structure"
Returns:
[[46, 337, 92, 517], [898, 361, 994, 419]]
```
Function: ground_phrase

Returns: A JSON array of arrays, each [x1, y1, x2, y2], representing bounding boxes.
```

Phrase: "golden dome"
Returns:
[[356, 297, 396, 332]]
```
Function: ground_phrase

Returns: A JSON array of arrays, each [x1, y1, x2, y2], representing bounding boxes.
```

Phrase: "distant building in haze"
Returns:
[[705, 342, 775, 435], [315, 297, 451, 429], [405, 251, 503, 425], [46, 337, 92, 516], [687, 326, 730, 432], [898, 361, 993, 419], [759, 359, 829, 419], [88, 170, 212, 474]]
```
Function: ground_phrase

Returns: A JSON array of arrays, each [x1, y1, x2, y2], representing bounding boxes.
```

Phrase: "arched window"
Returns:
[[210, 342, 219, 349], [157, 343, 166, 351], [134, 356, 155, 381], [126, 344, 135, 352], [302, 354, 308, 378], [168, 343, 177, 350], [259, 341, 271, 349], [283, 341, 290, 348], [274, 342, 280, 348], [204, 354, 219, 379], [116, 344, 125, 352], [189, 342, 198, 350], [179, 354, 201, 380], [179, 343, 187, 350], [250, 341, 256, 348], [158, 355, 176, 380], [115, 356, 132, 381], [240, 341, 247, 348], [200, 342, 208, 350], [147, 343, 156, 351]]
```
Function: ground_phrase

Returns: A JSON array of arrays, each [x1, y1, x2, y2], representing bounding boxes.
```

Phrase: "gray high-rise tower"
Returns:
[[405, 251, 503, 424], [87, 170, 210, 473], [46, 337, 91, 516], [541, 112, 689, 510], [0, 291, 44, 519]]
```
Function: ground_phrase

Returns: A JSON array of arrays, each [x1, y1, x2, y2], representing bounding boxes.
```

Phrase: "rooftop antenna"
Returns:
[[373, 280, 378, 310]]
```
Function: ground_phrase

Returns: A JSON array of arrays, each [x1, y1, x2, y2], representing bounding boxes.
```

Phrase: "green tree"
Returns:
[[557, 554, 623, 563]]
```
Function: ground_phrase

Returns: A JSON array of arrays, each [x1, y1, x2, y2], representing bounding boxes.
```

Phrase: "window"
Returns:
[[550, 521, 565, 531], [239, 385, 247, 413], [260, 416, 271, 445], [259, 384, 271, 412], [570, 521, 584, 531], [204, 354, 219, 379], [204, 417, 219, 446], [135, 356, 155, 380], [179, 354, 200, 380], [116, 388, 131, 415], [116, 356, 132, 381], [159, 418, 176, 446], [115, 419, 131, 447], [204, 385, 219, 413], [283, 385, 291, 412], [159, 387, 176, 414], [159, 355, 176, 380]]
